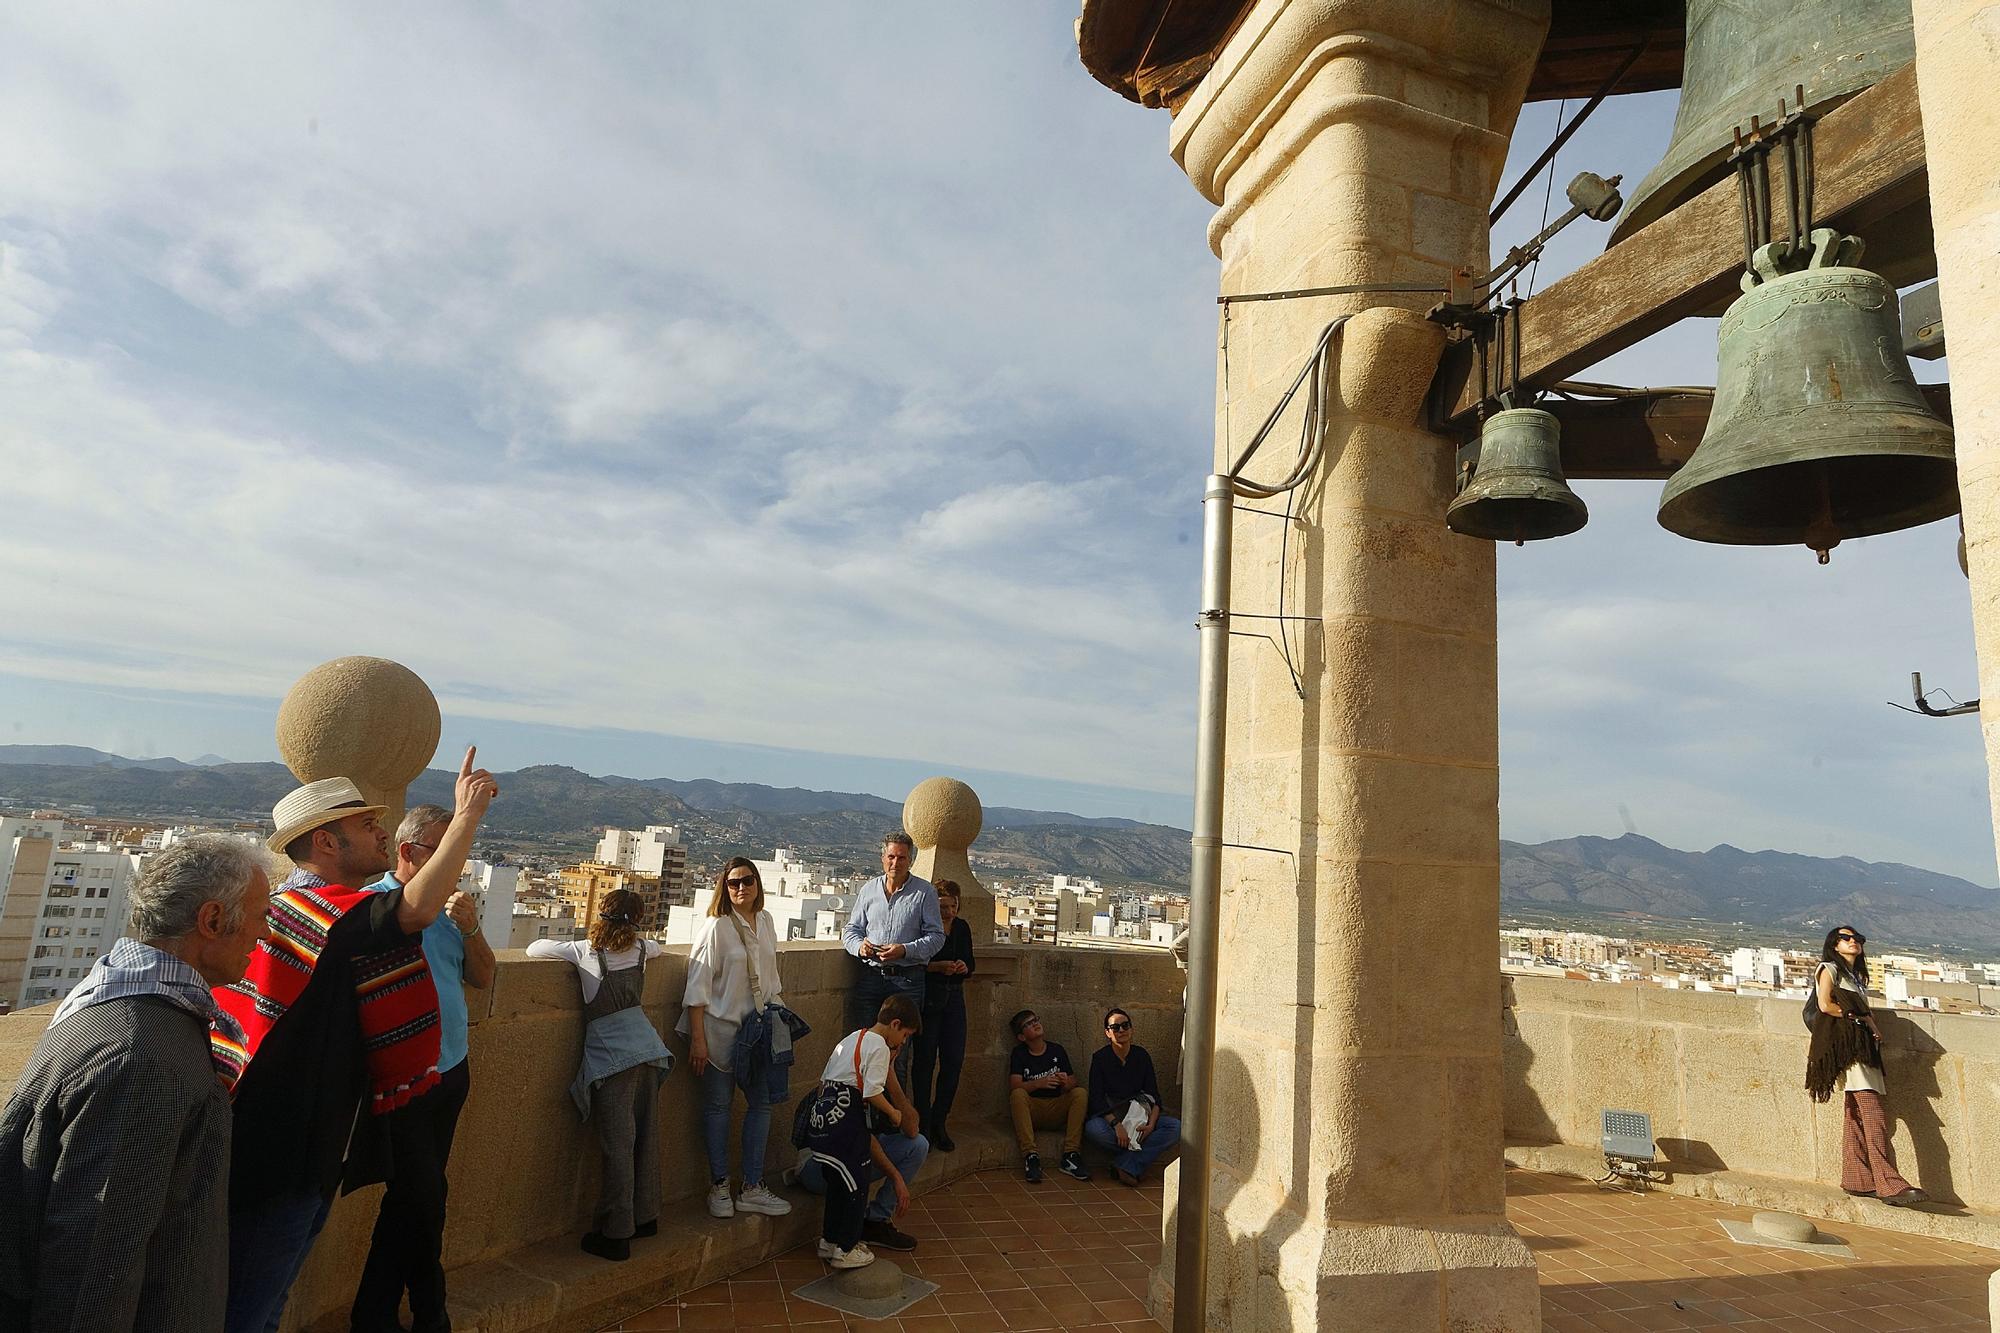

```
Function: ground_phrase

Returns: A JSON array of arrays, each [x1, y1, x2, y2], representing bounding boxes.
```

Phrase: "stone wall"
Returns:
[[1503, 974, 1997, 1211], [0, 940, 1183, 1332]]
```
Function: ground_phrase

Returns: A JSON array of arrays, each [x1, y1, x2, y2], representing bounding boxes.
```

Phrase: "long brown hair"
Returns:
[[710, 857, 765, 916], [588, 887, 645, 952]]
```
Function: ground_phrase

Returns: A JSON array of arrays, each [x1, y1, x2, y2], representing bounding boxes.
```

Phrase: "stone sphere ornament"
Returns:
[[275, 657, 442, 838], [903, 776, 989, 923]]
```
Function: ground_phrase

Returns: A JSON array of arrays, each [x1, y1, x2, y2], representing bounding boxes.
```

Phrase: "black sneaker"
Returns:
[[931, 1120, 955, 1152], [861, 1218, 918, 1251], [1058, 1151, 1091, 1182], [632, 1219, 658, 1238], [1023, 1151, 1043, 1183]]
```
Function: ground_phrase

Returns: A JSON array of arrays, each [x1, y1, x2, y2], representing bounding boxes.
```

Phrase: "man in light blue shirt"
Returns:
[[352, 805, 496, 1333], [843, 832, 944, 1088]]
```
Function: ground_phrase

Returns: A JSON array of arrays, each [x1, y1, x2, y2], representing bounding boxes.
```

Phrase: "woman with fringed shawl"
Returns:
[[1806, 925, 1926, 1206]]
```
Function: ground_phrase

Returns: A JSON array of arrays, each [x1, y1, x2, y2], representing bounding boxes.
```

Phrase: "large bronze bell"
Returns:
[[1610, 0, 1914, 245], [1656, 239, 1956, 559], [1447, 407, 1588, 544]]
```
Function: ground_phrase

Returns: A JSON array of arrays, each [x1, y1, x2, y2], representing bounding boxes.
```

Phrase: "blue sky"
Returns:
[[0, 8, 1988, 883]]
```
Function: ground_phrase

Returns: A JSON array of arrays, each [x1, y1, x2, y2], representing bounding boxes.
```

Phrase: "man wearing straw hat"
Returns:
[[219, 747, 497, 1333]]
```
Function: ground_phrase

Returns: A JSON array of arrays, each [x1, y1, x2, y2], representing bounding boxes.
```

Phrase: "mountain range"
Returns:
[[0, 747, 1185, 888], [5, 747, 2000, 948]]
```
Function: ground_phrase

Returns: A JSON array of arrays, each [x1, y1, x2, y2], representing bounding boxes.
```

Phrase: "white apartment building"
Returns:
[[752, 848, 818, 898], [1730, 946, 1786, 986], [459, 859, 521, 942], [594, 825, 690, 906], [663, 884, 853, 945], [0, 816, 142, 1010], [509, 909, 584, 948]]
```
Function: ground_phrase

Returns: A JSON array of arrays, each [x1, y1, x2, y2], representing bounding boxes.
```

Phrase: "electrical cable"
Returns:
[[1211, 315, 1353, 701], [1526, 98, 1566, 299]]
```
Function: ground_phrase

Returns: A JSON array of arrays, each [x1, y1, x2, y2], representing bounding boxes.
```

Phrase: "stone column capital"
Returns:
[[1165, 1, 1547, 254]]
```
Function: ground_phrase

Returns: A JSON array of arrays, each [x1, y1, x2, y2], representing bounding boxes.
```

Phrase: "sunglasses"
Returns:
[[726, 877, 757, 889], [1836, 932, 1866, 944], [1107, 1022, 1132, 1032]]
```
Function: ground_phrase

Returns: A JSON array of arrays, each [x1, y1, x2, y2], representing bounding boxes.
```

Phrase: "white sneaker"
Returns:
[[826, 1242, 876, 1269], [816, 1238, 839, 1259], [735, 1183, 792, 1216], [707, 1182, 735, 1218]]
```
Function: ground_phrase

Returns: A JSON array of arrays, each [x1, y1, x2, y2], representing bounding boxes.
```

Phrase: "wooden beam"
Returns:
[[1436, 61, 1930, 428], [1541, 383, 1953, 480], [1545, 394, 1709, 479]]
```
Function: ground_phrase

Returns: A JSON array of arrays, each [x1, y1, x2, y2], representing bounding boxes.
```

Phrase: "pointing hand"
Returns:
[[455, 745, 499, 819]]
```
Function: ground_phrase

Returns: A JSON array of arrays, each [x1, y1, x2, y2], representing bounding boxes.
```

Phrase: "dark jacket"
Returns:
[[1088, 1043, 1162, 1121], [0, 996, 230, 1332]]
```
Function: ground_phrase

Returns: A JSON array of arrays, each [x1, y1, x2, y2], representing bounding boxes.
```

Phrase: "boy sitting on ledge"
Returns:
[[1006, 1009, 1090, 1184]]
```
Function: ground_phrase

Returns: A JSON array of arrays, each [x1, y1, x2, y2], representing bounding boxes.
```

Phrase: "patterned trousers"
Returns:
[[1840, 1090, 1914, 1197]]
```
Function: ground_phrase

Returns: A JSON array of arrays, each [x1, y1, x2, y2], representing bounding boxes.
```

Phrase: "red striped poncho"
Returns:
[[212, 882, 442, 1114]]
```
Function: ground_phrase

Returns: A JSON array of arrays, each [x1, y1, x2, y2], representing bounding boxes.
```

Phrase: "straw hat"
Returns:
[[268, 776, 387, 853]]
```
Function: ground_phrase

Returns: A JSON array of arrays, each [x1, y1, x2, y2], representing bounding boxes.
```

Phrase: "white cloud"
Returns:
[[518, 314, 769, 445]]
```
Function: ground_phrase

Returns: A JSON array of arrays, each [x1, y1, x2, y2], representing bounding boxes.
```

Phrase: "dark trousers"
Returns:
[[225, 1188, 334, 1333], [821, 1174, 867, 1251], [848, 964, 924, 1092], [351, 1061, 471, 1333], [911, 986, 966, 1134]]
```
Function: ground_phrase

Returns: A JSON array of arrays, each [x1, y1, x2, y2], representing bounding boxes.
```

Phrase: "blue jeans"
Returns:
[[1084, 1113, 1182, 1181], [702, 1060, 773, 1187], [848, 966, 924, 1094], [225, 1188, 334, 1333], [799, 1129, 929, 1221]]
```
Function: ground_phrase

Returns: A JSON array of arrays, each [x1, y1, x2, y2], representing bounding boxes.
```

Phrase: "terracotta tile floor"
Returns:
[[1514, 1168, 1997, 1332], [602, 1167, 2000, 1331], [602, 1165, 1168, 1332]]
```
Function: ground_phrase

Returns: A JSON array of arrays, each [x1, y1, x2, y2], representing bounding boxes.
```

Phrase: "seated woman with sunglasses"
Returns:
[[678, 858, 793, 1221], [1084, 1007, 1180, 1186], [1806, 925, 1926, 1206]]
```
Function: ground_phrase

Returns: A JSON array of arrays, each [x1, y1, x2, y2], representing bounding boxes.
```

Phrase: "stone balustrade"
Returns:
[[1504, 974, 2000, 1229], [0, 939, 1185, 1332]]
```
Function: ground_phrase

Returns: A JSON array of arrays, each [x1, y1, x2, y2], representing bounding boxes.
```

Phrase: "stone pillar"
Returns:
[[276, 656, 443, 843], [1914, 2, 2000, 878], [1144, 3, 1547, 1328], [903, 777, 991, 932]]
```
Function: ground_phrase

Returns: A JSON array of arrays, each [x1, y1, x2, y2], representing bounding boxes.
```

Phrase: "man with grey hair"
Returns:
[[348, 804, 496, 1333], [843, 831, 943, 1093], [0, 834, 272, 1332]]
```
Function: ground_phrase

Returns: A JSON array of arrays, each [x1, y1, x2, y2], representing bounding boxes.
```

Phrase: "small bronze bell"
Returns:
[[1657, 233, 1956, 561], [1447, 407, 1588, 545]]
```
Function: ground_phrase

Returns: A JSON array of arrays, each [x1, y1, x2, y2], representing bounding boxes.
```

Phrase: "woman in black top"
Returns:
[[1085, 1006, 1181, 1185], [911, 878, 975, 1151]]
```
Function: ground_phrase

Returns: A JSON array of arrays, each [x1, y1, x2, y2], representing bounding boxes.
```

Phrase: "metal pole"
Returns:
[[1174, 473, 1233, 1333]]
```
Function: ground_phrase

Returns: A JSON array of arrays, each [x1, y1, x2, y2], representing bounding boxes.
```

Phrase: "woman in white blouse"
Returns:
[[679, 857, 791, 1220]]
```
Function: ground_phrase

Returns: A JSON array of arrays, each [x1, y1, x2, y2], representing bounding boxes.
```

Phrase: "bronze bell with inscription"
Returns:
[[1447, 407, 1588, 545], [1656, 230, 1956, 561], [1611, 0, 1915, 244]]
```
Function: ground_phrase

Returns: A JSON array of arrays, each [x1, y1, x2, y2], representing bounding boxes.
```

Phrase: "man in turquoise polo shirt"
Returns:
[[350, 804, 496, 1333]]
